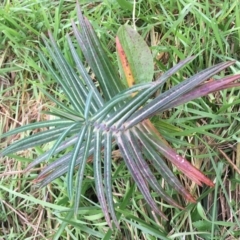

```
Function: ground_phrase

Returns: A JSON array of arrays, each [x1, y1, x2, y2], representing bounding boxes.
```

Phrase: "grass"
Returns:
[[0, 0, 240, 239]]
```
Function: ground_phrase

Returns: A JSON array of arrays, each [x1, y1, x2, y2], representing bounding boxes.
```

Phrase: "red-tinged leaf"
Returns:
[[116, 36, 135, 87], [216, 82, 240, 90], [200, 74, 240, 93], [128, 130, 185, 209], [116, 25, 154, 86], [143, 121, 214, 187], [165, 149, 214, 187], [161, 74, 240, 111], [135, 125, 197, 203], [33, 173, 50, 184]]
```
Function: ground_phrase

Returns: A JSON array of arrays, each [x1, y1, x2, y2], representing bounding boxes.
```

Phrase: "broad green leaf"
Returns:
[[117, 25, 154, 86], [116, 0, 133, 11]]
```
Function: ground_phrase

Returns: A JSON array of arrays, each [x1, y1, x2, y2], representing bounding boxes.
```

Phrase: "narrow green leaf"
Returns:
[[104, 131, 119, 228], [36, 137, 98, 187], [141, 122, 214, 187], [91, 57, 194, 124], [74, 4, 125, 101], [162, 74, 240, 111], [0, 185, 69, 211], [42, 107, 84, 122], [39, 50, 84, 114], [84, 90, 93, 120], [123, 219, 169, 239], [39, 88, 84, 118], [94, 130, 112, 228], [103, 57, 195, 127], [46, 122, 80, 164], [36, 153, 72, 185], [2, 124, 81, 156], [56, 216, 105, 238], [0, 119, 73, 139], [47, 32, 96, 115], [74, 126, 93, 212], [67, 125, 88, 199], [25, 135, 78, 171], [67, 34, 104, 110]]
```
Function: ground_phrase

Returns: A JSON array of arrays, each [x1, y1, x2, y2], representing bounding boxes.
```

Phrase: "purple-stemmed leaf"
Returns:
[[124, 61, 236, 129], [161, 74, 240, 111], [141, 121, 214, 187], [116, 130, 169, 220]]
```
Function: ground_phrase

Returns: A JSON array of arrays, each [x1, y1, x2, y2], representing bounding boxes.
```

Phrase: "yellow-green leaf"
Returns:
[[116, 25, 154, 87]]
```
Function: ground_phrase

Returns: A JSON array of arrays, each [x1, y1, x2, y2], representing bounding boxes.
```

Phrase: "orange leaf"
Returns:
[[116, 36, 135, 87]]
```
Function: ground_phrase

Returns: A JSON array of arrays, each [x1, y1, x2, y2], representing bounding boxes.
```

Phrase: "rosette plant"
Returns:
[[1, 3, 240, 228]]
